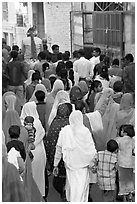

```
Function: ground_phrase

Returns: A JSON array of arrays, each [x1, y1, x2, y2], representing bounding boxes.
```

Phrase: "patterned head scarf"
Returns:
[[56, 103, 73, 118], [48, 90, 70, 126]]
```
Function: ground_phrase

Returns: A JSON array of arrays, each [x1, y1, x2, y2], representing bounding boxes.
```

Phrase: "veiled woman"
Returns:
[[45, 79, 64, 131], [116, 93, 135, 129], [2, 91, 22, 118], [53, 110, 96, 202], [45, 103, 73, 200], [20, 101, 46, 197], [94, 88, 120, 150], [2, 94, 28, 145], [48, 90, 71, 127], [29, 83, 48, 103]]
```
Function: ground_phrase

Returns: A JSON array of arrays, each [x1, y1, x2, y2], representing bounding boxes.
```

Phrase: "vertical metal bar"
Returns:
[[119, 12, 124, 66], [82, 11, 84, 48], [70, 11, 73, 55]]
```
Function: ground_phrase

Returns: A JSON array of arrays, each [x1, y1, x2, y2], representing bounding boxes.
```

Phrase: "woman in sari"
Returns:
[[2, 91, 22, 119], [94, 88, 120, 150], [48, 90, 71, 127], [116, 93, 135, 129], [20, 101, 47, 197], [45, 79, 64, 131], [78, 80, 89, 100], [24, 69, 35, 88], [45, 103, 73, 200], [70, 85, 89, 113], [41, 78, 51, 93], [29, 83, 48, 103], [2, 94, 28, 145], [53, 110, 96, 202]]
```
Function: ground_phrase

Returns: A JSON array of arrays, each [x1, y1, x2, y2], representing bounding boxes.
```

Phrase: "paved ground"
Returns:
[[47, 175, 103, 202]]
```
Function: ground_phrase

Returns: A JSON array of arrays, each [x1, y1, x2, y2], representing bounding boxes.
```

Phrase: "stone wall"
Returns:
[[44, 2, 72, 53]]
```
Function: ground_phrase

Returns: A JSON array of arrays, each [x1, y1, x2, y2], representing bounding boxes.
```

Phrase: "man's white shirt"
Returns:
[[73, 57, 93, 79]]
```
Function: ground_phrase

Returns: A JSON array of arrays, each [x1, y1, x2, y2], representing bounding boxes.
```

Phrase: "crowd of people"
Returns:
[[2, 25, 135, 202]]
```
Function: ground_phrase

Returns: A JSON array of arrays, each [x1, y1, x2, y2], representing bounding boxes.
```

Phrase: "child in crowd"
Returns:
[[24, 116, 36, 152], [7, 125, 26, 161], [112, 80, 123, 104], [115, 124, 135, 201], [6, 125, 26, 178], [90, 139, 118, 202], [86, 80, 103, 112]]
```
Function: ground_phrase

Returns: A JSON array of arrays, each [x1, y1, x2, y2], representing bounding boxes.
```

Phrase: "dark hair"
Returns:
[[73, 50, 78, 58], [100, 65, 109, 81], [119, 124, 135, 138], [42, 62, 49, 72], [56, 52, 62, 61], [60, 69, 70, 91], [103, 56, 110, 67], [90, 80, 102, 91], [99, 54, 106, 62], [94, 47, 101, 55], [38, 51, 46, 60], [10, 50, 18, 59], [56, 61, 65, 77], [78, 49, 85, 56], [49, 75, 57, 89], [66, 61, 73, 70], [32, 72, 40, 81], [107, 139, 118, 153], [86, 80, 102, 103], [35, 70, 42, 80], [12, 45, 19, 52], [45, 50, 52, 62], [125, 53, 134, 63], [35, 90, 45, 102], [113, 81, 123, 92], [75, 100, 85, 112], [24, 116, 34, 124], [68, 69, 75, 86], [112, 58, 119, 66], [62, 52, 69, 61], [8, 125, 20, 139], [52, 44, 59, 51]]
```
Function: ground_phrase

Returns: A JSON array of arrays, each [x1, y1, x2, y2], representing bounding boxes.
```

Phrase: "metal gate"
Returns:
[[70, 10, 124, 60]]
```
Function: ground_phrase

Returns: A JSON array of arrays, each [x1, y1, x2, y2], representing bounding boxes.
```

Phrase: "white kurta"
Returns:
[[56, 111, 97, 202]]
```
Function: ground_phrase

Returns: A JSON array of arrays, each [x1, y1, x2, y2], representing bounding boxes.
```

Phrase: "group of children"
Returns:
[[89, 124, 135, 202]]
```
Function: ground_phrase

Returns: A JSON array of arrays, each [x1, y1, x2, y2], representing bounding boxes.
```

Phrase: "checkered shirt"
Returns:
[[97, 150, 118, 191]]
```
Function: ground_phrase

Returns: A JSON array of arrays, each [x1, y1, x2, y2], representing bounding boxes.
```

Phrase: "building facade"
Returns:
[[2, 2, 135, 60]]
